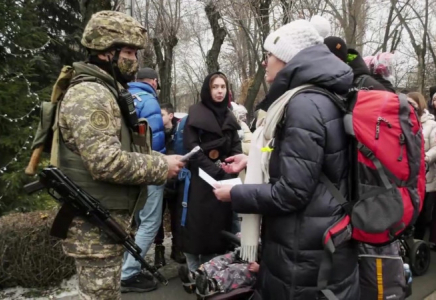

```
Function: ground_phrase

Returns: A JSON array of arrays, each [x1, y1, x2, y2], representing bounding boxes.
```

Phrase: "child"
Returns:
[[179, 250, 259, 298]]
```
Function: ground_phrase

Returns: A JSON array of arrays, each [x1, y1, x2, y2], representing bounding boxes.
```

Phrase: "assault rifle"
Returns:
[[24, 167, 168, 285]]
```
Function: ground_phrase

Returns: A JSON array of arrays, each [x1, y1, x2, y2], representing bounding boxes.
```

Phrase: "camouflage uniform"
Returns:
[[57, 11, 168, 300]]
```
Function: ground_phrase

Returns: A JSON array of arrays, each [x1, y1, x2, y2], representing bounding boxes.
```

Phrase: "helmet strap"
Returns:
[[109, 47, 132, 88], [108, 48, 122, 93]]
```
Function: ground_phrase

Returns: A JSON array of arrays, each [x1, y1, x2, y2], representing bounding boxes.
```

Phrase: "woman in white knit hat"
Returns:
[[214, 18, 360, 300]]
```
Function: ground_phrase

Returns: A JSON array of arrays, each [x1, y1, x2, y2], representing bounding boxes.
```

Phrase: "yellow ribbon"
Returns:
[[261, 146, 274, 152]]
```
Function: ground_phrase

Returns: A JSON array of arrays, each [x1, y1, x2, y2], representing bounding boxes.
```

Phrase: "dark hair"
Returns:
[[160, 102, 174, 114], [408, 92, 427, 117]]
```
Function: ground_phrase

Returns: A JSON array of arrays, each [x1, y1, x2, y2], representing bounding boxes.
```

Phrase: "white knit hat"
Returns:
[[310, 15, 331, 38], [264, 19, 324, 64]]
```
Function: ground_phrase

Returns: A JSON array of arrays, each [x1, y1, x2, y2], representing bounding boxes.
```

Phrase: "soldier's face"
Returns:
[[99, 47, 138, 61], [119, 47, 138, 61]]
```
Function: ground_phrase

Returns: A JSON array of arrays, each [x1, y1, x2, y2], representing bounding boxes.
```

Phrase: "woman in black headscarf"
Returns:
[[176, 72, 242, 271]]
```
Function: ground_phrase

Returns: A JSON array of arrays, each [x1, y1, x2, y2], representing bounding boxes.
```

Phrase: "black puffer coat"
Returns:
[[348, 49, 387, 91], [231, 45, 360, 300], [373, 73, 396, 93]]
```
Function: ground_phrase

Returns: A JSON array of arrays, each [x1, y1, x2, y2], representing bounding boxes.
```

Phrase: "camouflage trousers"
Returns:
[[201, 252, 256, 293], [62, 212, 131, 300]]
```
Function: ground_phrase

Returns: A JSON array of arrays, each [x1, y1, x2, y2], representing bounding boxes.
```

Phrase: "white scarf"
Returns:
[[239, 85, 312, 262]]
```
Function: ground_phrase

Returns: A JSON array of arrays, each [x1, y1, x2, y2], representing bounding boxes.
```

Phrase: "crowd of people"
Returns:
[[42, 8, 436, 300]]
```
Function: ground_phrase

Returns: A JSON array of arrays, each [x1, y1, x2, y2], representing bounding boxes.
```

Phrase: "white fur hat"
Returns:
[[264, 19, 324, 64]]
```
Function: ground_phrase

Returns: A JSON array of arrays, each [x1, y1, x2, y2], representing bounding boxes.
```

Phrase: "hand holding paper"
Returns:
[[213, 184, 233, 202], [198, 167, 242, 201]]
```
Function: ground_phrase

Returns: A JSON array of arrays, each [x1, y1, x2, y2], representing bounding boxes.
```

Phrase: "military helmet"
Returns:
[[81, 11, 147, 51]]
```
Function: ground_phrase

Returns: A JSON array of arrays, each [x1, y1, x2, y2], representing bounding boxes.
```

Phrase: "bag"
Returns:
[[281, 87, 425, 300], [173, 115, 189, 155], [359, 242, 407, 300], [25, 66, 75, 175], [321, 89, 425, 246]]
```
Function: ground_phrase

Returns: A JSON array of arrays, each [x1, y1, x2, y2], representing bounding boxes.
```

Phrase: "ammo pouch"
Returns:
[[130, 117, 152, 154]]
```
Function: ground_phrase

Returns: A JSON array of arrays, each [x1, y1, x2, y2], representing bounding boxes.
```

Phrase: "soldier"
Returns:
[[56, 11, 184, 299]]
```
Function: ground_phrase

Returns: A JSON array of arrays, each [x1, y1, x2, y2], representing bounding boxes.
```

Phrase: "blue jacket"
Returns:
[[128, 82, 166, 153]]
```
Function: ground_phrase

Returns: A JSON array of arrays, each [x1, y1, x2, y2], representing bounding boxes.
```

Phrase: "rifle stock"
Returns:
[[24, 166, 168, 285], [25, 145, 44, 175]]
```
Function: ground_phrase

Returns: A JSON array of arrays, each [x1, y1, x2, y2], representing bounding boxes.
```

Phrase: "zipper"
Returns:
[[398, 133, 405, 161], [373, 93, 391, 154], [375, 117, 392, 139]]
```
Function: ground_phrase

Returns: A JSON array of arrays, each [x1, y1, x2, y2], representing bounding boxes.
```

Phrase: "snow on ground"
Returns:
[[0, 275, 77, 300], [0, 236, 176, 299]]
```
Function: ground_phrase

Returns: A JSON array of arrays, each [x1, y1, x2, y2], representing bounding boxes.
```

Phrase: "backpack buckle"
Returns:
[[341, 202, 353, 215], [357, 142, 374, 159]]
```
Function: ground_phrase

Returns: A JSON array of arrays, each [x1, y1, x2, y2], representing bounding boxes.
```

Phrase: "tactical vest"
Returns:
[[54, 62, 150, 213]]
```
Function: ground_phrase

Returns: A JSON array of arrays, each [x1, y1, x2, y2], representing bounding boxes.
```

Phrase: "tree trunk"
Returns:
[[205, 3, 227, 74], [244, 0, 271, 117], [153, 35, 178, 103], [245, 66, 265, 119], [392, 0, 426, 92]]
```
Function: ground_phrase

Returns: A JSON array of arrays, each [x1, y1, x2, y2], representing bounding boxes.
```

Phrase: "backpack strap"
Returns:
[[178, 167, 191, 227], [70, 75, 119, 99], [290, 86, 347, 113], [317, 215, 353, 300], [354, 75, 370, 89]]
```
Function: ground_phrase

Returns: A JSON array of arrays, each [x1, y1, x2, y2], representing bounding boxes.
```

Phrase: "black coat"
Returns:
[[176, 102, 242, 255], [231, 45, 360, 300], [348, 49, 388, 91], [373, 73, 396, 93]]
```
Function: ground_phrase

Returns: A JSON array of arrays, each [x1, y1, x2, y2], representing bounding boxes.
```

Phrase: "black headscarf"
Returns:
[[201, 72, 230, 126]]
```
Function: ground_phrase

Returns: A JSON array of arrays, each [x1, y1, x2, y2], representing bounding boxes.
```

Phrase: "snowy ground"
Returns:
[[0, 236, 178, 300], [0, 275, 78, 300]]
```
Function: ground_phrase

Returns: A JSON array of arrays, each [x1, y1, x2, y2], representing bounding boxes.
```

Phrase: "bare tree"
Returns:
[[142, 0, 181, 104], [392, 0, 429, 92], [243, 0, 272, 116], [221, 0, 271, 115], [203, 2, 227, 73], [324, 0, 368, 52]]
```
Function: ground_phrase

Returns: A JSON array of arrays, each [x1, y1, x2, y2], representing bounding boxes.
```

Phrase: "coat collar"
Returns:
[[188, 102, 240, 136]]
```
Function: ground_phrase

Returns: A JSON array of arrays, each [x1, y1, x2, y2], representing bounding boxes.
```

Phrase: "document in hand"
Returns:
[[198, 168, 242, 189]]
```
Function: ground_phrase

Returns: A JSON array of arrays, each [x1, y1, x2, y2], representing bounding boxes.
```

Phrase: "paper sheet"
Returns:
[[199, 168, 242, 188], [221, 178, 242, 186], [199, 168, 218, 188]]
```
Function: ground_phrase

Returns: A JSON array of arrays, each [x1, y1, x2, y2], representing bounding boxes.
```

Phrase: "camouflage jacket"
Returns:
[[59, 63, 168, 185]]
